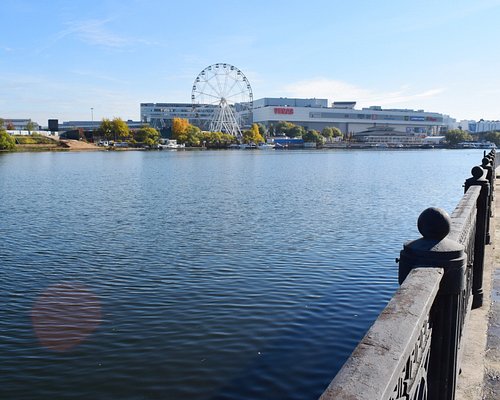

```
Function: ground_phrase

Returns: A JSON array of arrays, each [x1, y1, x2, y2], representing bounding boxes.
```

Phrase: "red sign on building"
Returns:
[[274, 107, 294, 115]]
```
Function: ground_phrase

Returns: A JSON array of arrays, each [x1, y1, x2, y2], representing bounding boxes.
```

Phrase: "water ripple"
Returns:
[[0, 149, 485, 399]]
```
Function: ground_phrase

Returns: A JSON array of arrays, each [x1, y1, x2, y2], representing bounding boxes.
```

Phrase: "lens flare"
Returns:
[[31, 282, 102, 352]]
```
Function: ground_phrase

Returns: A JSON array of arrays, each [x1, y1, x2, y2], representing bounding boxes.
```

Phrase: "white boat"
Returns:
[[372, 143, 389, 149], [458, 141, 496, 149], [257, 142, 275, 150], [479, 141, 496, 149], [158, 139, 185, 149], [239, 143, 257, 149]]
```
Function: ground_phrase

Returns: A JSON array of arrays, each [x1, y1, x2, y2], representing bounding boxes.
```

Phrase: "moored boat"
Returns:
[[257, 142, 275, 149], [158, 139, 185, 149]]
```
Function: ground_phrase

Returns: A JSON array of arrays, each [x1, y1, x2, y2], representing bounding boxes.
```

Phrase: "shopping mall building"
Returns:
[[251, 98, 454, 136]]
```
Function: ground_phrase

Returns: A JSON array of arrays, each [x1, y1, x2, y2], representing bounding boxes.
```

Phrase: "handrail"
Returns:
[[449, 185, 480, 244], [319, 150, 496, 400], [319, 268, 443, 400]]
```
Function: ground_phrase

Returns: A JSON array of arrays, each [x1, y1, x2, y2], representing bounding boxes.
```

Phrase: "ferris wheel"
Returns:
[[191, 63, 253, 136]]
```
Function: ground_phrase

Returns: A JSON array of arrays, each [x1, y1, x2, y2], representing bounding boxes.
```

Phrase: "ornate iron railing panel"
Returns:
[[388, 317, 432, 400], [319, 268, 443, 400], [319, 152, 495, 400], [449, 185, 480, 341]]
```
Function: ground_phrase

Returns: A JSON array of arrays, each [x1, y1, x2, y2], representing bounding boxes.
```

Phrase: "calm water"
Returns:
[[0, 149, 486, 399]]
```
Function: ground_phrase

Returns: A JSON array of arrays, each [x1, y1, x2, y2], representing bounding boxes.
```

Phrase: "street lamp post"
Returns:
[[91, 107, 95, 143]]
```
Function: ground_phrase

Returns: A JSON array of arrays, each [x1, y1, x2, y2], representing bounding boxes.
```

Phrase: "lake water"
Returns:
[[0, 149, 487, 400]]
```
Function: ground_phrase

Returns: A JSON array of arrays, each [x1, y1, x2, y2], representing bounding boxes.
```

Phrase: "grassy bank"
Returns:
[[4, 135, 108, 152], [11, 135, 68, 152]]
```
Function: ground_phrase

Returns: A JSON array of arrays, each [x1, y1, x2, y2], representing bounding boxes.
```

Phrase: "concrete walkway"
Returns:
[[456, 173, 500, 400]]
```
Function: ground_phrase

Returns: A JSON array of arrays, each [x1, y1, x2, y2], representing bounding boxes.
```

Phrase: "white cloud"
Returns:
[[37, 18, 155, 53], [70, 69, 129, 84], [281, 78, 445, 109], [278, 77, 500, 120], [70, 19, 129, 48]]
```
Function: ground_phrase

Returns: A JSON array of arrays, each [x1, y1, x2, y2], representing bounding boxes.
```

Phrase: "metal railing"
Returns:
[[320, 150, 496, 400]]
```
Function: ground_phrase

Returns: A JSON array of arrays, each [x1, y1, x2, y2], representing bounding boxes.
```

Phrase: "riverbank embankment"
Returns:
[[8, 136, 104, 152], [58, 140, 101, 151], [456, 168, 500, 400], [2, 134, 103, 152]]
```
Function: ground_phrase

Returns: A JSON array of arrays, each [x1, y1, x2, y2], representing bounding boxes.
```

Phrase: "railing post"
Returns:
[[485, 150, 496, 195], [464, 166, 489, 308], [398, 208, 466, 400], [481, 157, 494, 214], [486, 149, 496, 173]]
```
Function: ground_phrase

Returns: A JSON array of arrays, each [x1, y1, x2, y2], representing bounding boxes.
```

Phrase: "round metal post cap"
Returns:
[[417, 207, 451, 241], [471, 166, 485, 179]]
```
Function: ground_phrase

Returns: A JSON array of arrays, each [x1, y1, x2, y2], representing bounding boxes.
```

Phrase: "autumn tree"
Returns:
[[97, 118, 130, 141], [112, 118, 130, 141], [242, 123, 264, 144], [134, 126, 160, 147], [170, 118, 235, 147], [171, 118, 190, 141], [97, 118, 113, 140]]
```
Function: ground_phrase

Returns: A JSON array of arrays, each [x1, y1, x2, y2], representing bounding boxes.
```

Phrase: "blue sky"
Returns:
[[1, 0, 500, 125]]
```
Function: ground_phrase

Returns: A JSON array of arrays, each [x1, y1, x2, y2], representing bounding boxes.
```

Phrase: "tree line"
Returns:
[[7, 115, 500, 151], [170, 118, 345, 146], [267, 121, 343, 145], [95, 118, 160, 147], [93, 118, 500, 148], [0, 119, 38, 148], [170, 118, 266, 147], [443, 129, 500, 146]]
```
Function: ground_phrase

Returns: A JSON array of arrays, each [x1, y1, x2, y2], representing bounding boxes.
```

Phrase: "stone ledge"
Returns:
[[456, 171, 500, 400]]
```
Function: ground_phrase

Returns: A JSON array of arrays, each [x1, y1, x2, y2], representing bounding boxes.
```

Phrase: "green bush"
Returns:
[[484, 131, 500, 146], [0, 130, 16, 150], [444, 129, 472, 145]]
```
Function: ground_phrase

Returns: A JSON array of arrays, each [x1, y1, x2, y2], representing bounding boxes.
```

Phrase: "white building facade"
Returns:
[[141, 103, 220, 131], [0, 118, 40, 130], [459, 120, 500, 133], [252, 98, 453, 136], [58, 120, 144, 131]]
